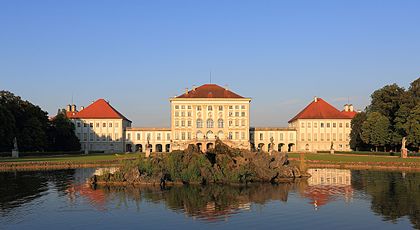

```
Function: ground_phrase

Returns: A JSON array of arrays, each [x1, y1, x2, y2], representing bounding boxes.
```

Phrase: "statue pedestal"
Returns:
[[145, 147, 152, 158], [12, 150, 19, 158], [401, 148, 408, 159], [330, 149, 335, 155]]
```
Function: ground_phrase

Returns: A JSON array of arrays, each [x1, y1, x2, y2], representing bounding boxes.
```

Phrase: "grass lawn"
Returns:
[[288, 152, 420, 164], [0, 153, 139, 163]]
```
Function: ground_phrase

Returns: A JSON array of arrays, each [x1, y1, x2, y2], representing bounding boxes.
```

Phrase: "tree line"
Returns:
[[0, 91, 80, 153], [350, 78, 419, 152]]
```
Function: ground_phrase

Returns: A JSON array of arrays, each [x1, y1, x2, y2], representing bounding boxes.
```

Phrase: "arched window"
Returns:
[[197, 119, 203, 128], [207, 119, 214, 128], [218, 119, 224, 128]]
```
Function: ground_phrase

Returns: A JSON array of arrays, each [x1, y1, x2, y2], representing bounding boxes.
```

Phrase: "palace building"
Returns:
[[64, 84, 357, 153]]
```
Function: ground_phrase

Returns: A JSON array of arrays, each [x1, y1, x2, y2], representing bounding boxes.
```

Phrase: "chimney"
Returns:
[[349, 104, 354, 112], [225, 85, 229, 91], [66, 104, 71, 112], [344, 104, 349, 112], [71, 104, 77, 112], [192, 85, 197, 91], [80, 106, 85, 111], [314, 96, 318, 103], [185, 88, 189, 95]]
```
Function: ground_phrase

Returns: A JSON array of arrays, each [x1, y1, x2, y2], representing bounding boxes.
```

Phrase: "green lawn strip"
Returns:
[[289, 153, 420, 164], [0, 153, 139, 163]]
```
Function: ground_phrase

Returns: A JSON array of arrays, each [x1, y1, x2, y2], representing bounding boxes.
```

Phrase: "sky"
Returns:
[[1, 0, 419, 127]]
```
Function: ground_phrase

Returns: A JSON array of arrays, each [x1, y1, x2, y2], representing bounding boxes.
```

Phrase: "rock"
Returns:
[[124, 168, 140, 183]]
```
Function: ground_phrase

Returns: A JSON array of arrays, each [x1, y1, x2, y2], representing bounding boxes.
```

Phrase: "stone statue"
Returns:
[[12, 137, 19, 158], [269, 137, 275, 155], [145, 136, 151, 158], [330, 141, 335, 154], [401, 137, 408, 159], [402, 137, 407, 150]]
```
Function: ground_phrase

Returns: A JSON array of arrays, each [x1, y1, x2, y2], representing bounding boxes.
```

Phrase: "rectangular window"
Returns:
[[235, 112, 239, 117], [127, 133, 131, 141], [175, 121, 179, 127], [181, 105, 185, 109], [346, 123, 350, 128], [327, 133, 330, 141], [83, 123, 88, 128], [167, 133, 171, 140], [229, 132, 233, 140], [289, 133, 294, 141], [241, 112, 245, 117], [197, 106, 202, 111], [181, 112, 185, 117], [137, 133, 141, 141], [235, 120, 239, 126], [279, 133, 284, 141], [96, 123, 99, 128], [308, 133, 311, 141], [181, 132, 186, 140], [229, 112, 233, 117], [235, 132, 239, 140], [321, 133, 324, 141], [188, 120, 192, 127], [109, 123, 112, 128], [321, 123, 324, 128], [115, 133, 119, 141], [260, 133, 264, 141], [89, 123, 93, 128], [301, 133, 305, 141], [339, 123, 343, 128], [115, 123, 119, 128], [229, 120, 233, 127], [175, 105, 179, 110], [188, 112, 191, 117], [339, 133, 343, 141], [327, 123, 331, 128], [103, 123, 106, 128], [301, 122, 305, 128], [235, 105, 239, 110], [188, 106, 191, 110], [90, 134, 93, 141], [314, 133, 318, 141], [241, 105, 246, 110], [102, 135, 106, 141], [175, 112, 179, 117], [314, 122, 318, 128], [181, 120, 185, 127], [219, 106, 223, 111], [157, 133, 161, 141], [333, 123, 336, 128], [188, 132, 191, 140], [241, 132, 245, 140], [208, 106, 213, 111], [229, 106, 233, 110], [333, 133, 337, 141]]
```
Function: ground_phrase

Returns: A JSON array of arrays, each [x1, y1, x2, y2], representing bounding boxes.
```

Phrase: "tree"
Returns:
[[350, 112, 369, 151], [47, 111, 81, 151], [361, 112, 391, 152], [404, 105, 420, 151]]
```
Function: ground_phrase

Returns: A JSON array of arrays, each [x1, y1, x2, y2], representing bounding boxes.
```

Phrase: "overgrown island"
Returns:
[[91, 140, 310, 186]]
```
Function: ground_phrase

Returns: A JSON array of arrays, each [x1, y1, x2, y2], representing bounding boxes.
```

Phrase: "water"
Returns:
[[1, 168, 419, 229]]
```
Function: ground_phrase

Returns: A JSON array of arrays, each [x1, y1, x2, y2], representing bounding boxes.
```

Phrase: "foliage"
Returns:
[[361, 112, 390, 151], [0, 90, 80, 153], [47, 111, 81, 151], [351, 78, 420, 151]]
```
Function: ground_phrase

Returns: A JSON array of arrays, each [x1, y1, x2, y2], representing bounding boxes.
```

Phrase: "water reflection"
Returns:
[[1, 168, 419, 229], [304, 169, 353, 210]]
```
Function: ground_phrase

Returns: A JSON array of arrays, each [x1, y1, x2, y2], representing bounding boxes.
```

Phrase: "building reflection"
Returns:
[[303, 168, 353, 210]]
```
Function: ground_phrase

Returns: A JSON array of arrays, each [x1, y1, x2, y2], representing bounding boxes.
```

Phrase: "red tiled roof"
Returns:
[[289, 98, 353, 123], [341, 110, 357, 119], [66, 99, 130, 121], [176, 84, 244, 99]]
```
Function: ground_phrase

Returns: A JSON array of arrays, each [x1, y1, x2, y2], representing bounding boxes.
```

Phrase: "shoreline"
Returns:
[[1, 157, 420, 172]]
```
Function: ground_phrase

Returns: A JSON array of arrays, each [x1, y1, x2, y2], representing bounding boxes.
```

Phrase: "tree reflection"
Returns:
[[352, 171, 420, 229]]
